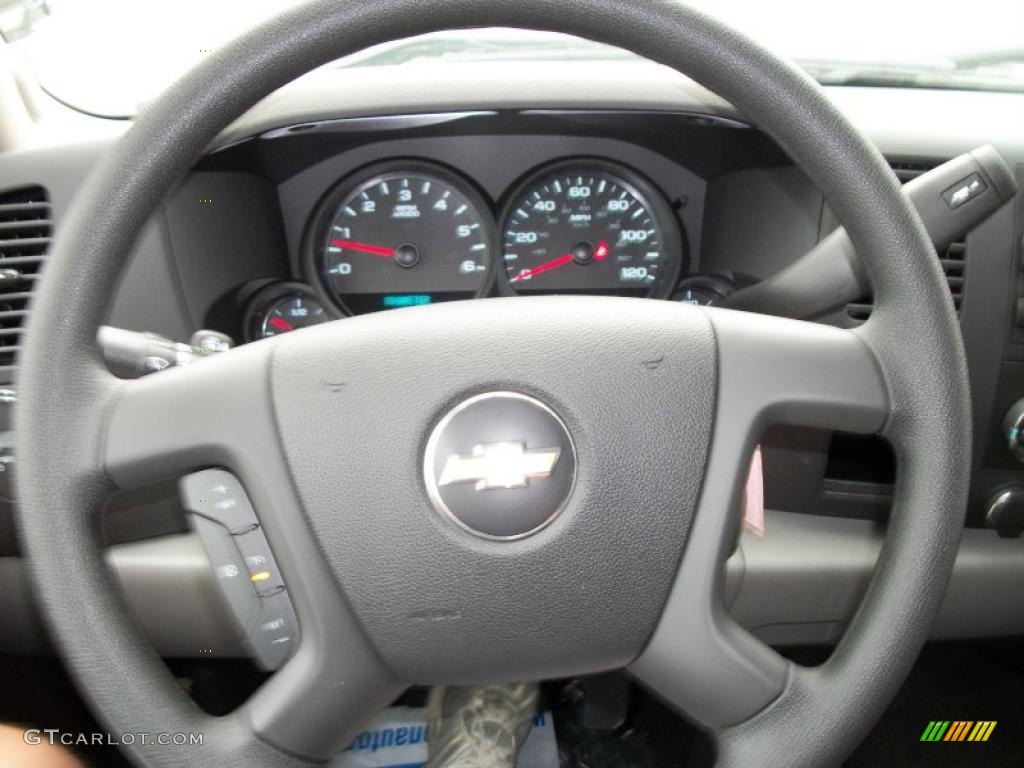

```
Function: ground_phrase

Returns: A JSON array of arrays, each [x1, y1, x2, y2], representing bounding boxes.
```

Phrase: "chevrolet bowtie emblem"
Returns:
[[438, 442, 561, 490]]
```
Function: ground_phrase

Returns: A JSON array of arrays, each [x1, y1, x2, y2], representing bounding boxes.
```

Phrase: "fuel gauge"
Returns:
[[261, 294, 326, 337], [245, 283, 330, 341], [671, 274, 736, 307]]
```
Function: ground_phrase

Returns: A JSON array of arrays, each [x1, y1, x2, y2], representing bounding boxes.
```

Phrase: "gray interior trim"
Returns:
[[6, 81, 1024, 202], [104, 340, 402, 761], [725, 146, 1018, 319], [1, 534, 245, 658], [727, 510, 1024, 644], [631, 309, 889, 728], [209, 63, 1024, 164], [213, 60, 739, 150], [109, 534, 246, 657], [6, 514, 1020, 659]]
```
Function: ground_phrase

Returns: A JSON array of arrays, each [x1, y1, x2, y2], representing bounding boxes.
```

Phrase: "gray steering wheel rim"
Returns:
[[14, 1, 970, 767]]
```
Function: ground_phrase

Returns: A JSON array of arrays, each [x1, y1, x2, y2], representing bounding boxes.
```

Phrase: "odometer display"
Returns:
[[314, 163, 494, 315], [500, 161, 680, 297]]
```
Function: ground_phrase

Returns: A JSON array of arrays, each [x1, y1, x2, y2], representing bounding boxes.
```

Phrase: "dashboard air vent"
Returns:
[[887, 160, 936, 183], [846, 160, 965, 323], [0, 186, 51, 382], [846, 236, 966, 322]]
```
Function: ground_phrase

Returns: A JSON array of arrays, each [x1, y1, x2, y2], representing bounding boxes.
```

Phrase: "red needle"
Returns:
[[268, 316, 293, 331], [511, 241, 611, 282], [331, 239, 395, 258], [511, 253, 574, 283]]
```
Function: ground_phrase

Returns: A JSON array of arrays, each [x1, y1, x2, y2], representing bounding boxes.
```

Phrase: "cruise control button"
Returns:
[[234, 527, 285, 595], [188, 515, 261, 634], [249, 588, 299, 670], [180, 469, 258, 534], [180, 469, 296, 670]]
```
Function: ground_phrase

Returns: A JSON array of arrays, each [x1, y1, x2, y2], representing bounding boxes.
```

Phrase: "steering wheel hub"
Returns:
[[268, 297, 714, 683]]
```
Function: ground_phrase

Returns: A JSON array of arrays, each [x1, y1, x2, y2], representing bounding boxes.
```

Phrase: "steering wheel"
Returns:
[[14, 0, 970, 766]]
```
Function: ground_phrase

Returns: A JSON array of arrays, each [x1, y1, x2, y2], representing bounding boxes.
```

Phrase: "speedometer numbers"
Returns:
[[309, 159, 682, 313], [314, 162, 494, 315], [500, 162, 681, 297]]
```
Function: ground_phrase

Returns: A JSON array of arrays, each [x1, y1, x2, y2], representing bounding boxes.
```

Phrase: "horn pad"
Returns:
[[270, 296, 717, 682]]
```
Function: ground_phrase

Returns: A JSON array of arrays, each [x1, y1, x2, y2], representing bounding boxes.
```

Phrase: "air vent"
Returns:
[[846, 160, 966, 323], [846, 236, 966, 322], [0, 186, 51, 382], [887, 160, 936, 183]]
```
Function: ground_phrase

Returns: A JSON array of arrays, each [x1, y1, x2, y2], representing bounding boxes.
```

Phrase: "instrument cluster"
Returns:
[[245, 156, 736, 341]]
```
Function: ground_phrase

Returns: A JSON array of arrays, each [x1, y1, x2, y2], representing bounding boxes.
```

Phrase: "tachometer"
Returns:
[[499, 160, 681, 297], [312, 162, 494, 315]]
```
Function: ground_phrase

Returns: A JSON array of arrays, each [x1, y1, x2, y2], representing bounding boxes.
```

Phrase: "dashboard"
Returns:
[[248, 152, 693, 339], [213, 110, 776, 342], [1, 61, 1024, 656]]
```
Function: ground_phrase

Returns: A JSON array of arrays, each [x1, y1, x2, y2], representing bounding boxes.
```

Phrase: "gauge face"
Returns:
[[315, 164, 494, 315], [672, 275, 736, 307], [500, 162, 681, 297], [244, 283, 331, 342], [260, 294, 327, 338]]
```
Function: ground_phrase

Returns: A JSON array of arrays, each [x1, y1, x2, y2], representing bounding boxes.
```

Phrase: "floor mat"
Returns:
[[0, 654, 132, 767], [2, 640, 1022, 767]]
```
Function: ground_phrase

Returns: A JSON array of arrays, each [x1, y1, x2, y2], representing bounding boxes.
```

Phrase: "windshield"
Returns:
[[8, 0, 1024, 118]]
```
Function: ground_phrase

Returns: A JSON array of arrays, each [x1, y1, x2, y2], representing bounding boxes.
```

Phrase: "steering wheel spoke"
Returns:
[[104, 343, 402, 761], [632, 308, 889, 731], [105, 341, 275, 488]]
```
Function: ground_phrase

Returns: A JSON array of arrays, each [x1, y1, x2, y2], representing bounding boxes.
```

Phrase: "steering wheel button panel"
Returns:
[[180, 468, 259, 534], [251, 590, 300, 671], [180, 469, 299, 670], [235, 527, 287, 595], [187, 515, 262, 638]]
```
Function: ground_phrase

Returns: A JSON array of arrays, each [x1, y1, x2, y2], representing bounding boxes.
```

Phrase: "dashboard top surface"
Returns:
[[204, 62, 1024, 163]]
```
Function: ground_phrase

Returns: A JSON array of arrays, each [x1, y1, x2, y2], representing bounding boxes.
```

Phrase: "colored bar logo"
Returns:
[[921, 721, 996, 742]]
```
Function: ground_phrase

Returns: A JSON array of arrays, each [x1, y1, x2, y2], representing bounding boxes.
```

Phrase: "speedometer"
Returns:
[[499, 160, 681, 297], [311, 161, 494, 315]]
